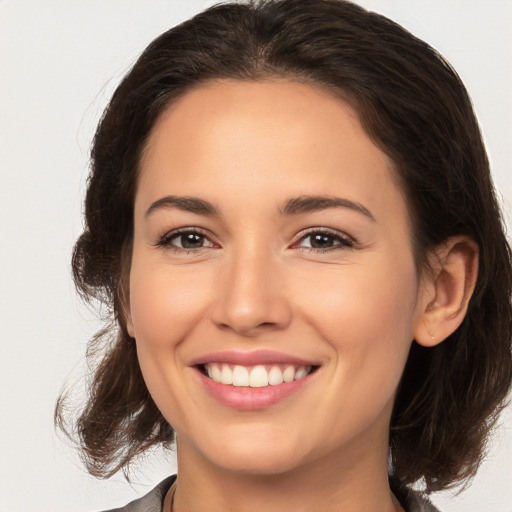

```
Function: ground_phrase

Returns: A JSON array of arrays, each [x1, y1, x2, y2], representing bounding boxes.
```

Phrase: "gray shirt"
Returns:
[[101, 475, 441, 512]]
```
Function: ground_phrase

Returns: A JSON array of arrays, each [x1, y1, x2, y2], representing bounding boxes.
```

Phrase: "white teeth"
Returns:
[[283, 365, 295, 383], [232, 365, 249, 387], [268, 365, 284, 385], [294, 366, 307, 380], [204, 363, 313, 387], [249, 365, 269, 387], [211, 364, 222, 382], [220, 364, 233, 385]]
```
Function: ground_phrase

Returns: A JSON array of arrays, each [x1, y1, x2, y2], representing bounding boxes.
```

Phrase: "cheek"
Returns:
[[302, 256, 416, 334], [129, 259, 211, 349], [127, 256, 214, 425], [297, 256, 418, 393]]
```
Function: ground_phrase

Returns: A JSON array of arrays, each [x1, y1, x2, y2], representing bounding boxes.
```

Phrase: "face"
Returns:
[[127, 79, 425, 477]]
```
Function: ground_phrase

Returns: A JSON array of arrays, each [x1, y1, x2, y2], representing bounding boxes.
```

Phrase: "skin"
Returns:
[[126, 79, 478, 512]]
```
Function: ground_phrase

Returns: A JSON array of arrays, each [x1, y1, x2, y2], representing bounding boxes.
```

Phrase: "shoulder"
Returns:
[[98, 474, 441, 512], [98, 475, 176, 512], [390, 476, 441, 512]]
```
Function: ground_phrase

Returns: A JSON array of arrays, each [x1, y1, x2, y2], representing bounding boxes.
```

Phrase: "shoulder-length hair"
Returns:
[[56, 0, 512, 493]]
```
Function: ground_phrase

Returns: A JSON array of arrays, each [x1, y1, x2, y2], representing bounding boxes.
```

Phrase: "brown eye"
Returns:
[[309, 233, 336, 249], [158, 229, 215, 251], [297, 230, 353, 251], [173, 232, 206, 249]]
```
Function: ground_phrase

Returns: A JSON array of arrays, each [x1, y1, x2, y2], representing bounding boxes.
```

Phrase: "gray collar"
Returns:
[[100, 474, 441, 512]]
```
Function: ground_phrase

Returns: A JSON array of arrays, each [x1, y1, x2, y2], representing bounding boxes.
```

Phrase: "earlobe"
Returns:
[[415, 235, 479, 347], [123, 293, 135, 338], [125, 310, 135, 338]]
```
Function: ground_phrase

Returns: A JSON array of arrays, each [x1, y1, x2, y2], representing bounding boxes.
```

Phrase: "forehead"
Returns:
[[142, 79, 374, 173], [137, 79, 406, 224]]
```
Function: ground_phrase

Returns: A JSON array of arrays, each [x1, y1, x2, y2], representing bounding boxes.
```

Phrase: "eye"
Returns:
[[157, 228, 215, 251], [296, 229, 354, 251]]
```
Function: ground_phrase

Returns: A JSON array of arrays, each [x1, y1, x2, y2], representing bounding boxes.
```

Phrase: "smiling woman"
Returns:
[[129, 82, 423, 488], [54, 1, 512, 511]]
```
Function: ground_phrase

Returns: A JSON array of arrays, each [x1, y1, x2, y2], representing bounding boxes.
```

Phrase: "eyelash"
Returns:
[[156, 227, 215, 254], [294, 228, 355, 253], [155, 227, 355, 254]]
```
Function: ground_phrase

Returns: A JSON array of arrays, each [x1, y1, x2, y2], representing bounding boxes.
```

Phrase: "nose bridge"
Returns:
[[212, 240, 291, 335]]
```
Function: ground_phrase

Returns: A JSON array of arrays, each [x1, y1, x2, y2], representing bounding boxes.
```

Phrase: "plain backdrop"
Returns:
[[0, 1, 511, 511]]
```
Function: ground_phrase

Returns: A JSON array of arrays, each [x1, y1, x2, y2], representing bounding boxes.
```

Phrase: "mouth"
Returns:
[[198, 362, 318, 388], [191, 350, 321, 410]]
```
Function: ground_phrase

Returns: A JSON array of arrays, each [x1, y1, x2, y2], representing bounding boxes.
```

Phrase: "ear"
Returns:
[[414, 235, 479, 347], [125, 305, 135, 338]]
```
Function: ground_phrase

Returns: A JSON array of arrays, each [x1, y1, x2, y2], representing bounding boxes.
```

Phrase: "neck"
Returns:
[[172, 431, 400, 512]]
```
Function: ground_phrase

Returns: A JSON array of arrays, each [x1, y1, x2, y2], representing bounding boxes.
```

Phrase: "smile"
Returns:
[[192, 351, 321, 410], [202, 363, 314, 387]]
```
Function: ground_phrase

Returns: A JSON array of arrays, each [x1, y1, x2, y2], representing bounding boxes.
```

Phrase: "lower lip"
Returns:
[[196, 369, 314, 410]]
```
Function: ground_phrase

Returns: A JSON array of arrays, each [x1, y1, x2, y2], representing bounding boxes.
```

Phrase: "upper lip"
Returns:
[[190, 349, 320, 367]]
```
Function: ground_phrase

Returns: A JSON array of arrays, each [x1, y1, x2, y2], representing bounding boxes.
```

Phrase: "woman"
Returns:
[[56, 1, 512, 511]]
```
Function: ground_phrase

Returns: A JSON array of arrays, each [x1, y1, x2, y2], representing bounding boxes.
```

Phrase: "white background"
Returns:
[[0, 1, 511, 511]]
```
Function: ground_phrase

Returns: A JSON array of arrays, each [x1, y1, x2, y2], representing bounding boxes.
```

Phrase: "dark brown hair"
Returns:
[[56, 0, 512, 493]]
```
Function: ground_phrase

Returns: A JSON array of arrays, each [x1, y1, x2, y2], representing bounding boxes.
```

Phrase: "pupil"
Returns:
[[311, 234, 333, 248], [181, 233, 203, 248]]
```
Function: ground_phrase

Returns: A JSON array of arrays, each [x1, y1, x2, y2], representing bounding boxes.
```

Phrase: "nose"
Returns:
[[210, 248, 292, 337]]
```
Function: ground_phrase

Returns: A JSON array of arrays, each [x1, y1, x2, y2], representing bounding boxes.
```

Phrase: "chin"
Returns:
[[213, 450, 307, 477], [187, 430, 312, 476]]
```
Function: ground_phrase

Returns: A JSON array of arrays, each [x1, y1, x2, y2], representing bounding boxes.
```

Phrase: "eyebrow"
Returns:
[[145, 194, 375, 222], [279, 195, 376, 221], [145, 196, 221, 218]]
